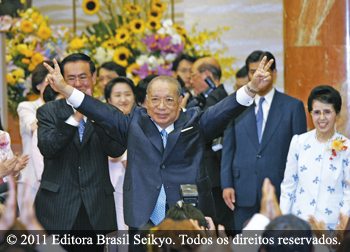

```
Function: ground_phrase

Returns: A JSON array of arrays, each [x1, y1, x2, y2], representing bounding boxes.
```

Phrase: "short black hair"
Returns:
[[31, 61, 54, 94], [60, 53, 95, 77], [171, 53, 196, 71], [135, 75, 158, 105], [104, 77, 135, 102], [245, 50, 276, 72], [259, 215, 313, 252], [307, 85, 342, 115], [98, 61, 126, 77], [236, 66, 248, 78], [165, 202, 207, 229], [43, 85, 59, 103]]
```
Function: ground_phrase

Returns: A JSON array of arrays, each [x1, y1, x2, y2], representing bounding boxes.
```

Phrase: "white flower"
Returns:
[[93, 47, 113, 65], [136, 55, 148, 66], [165, 53, 177, 62], [156, 57, 165, 65], [157, 27, 166, 35], [171, 34, 182, 45], [147, 55, 157, 68], [162, 19, 173, 29]]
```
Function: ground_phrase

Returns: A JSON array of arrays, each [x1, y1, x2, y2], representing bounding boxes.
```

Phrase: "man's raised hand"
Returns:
[[249, 56, 274, 92], [43, 59, 74, 98]]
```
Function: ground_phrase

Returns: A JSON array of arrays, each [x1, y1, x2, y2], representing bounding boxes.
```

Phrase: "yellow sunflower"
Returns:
[[20, 20, 34, 34], [113, 47, 132, 67], [101, 38, 117, 49], [146, 17, 161, 30], [37, 25, 52, 40], [82, 0, 100, 15], [115, 27, 130, 44], [6, 74, 16, 85], [151, 0, 167, 13], [129, 19, 145, 34], [173, 23, 186, 35], [126, 63, 140, 76], [125, 3, 141, 14], [147, 9, 162, 20]]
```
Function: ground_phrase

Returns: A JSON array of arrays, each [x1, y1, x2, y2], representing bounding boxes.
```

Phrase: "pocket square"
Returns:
[[181, 127, 193, 132]]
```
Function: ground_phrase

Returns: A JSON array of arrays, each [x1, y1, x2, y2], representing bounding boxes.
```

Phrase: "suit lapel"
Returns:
[[259, 91, 283, 152], [138, 113, 163, 154], [242, 105, 259, 151], [162, 111, 189, 162]]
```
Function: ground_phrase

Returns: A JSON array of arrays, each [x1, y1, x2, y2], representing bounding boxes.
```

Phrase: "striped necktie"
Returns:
[[150, 129, 168, 225], [78, 120, 86, 142]]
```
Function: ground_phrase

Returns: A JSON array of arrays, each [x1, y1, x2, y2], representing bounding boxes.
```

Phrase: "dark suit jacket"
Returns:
[[203, 84, 228, 188], [76, 92, 248, 228], [35, 99, 125, 232], [221, 90, 307, 207]]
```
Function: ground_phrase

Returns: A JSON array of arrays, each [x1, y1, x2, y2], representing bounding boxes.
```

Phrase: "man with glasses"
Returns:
[[221, 50, 307, 232], [35, 53, 125, 251]]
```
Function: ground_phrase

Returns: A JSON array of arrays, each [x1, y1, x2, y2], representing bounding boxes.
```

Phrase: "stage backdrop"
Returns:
[[32, 0, 284, 93]]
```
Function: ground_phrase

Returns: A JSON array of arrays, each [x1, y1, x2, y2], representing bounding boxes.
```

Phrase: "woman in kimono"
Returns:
[[280, 85, 350, 230]]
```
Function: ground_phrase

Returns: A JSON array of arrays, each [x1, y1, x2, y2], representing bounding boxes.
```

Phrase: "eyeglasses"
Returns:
[[310, 109, 334, 117], [148, 96, 177, 106], [66, 74, 90, 85]]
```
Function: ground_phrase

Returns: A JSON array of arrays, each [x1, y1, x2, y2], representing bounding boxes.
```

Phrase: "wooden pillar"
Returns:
[[284, 0, 350, 137], [0, 32, 8, 130]]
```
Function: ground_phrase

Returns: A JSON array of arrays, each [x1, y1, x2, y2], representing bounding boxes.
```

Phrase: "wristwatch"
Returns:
[[246, 83, 259, 94]]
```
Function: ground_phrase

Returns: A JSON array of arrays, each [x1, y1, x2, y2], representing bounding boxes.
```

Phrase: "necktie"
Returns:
[[256, 97, 265, 143], [150, 129, 168, 226], [78, 120, 86, 142]]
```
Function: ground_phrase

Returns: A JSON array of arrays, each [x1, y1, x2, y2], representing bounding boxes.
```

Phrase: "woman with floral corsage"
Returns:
[[280, 85, 350, 230]]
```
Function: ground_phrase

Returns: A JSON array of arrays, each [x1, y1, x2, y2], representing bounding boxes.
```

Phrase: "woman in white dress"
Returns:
[[104, 76, 136, 230], [280, 85, 350, 230], [16, 62, 53, 210]]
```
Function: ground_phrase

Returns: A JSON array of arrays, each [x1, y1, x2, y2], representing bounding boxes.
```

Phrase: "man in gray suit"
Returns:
[[35, 54, 125, 251], [43, 56, 274, 229], [221, 51, 307, 231]]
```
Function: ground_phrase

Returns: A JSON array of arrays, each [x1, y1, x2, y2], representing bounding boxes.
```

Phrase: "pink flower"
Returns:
[[0, 133, 9, 148]]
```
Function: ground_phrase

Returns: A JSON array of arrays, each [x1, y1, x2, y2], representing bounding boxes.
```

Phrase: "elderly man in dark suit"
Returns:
[[43, 56, 273, 229], [221, 50, 307, 232], [35, 54, 125, 251]]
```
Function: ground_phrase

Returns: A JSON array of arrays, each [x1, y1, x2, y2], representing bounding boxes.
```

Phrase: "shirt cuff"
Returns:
[[236, 86, 254, 106], [243, 213, 270, 230], [68, 88, 85, 108], [65, 116, 80, 127]]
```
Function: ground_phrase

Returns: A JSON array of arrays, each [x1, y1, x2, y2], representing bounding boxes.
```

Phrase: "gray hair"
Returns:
[[146, 75, 182, 97]]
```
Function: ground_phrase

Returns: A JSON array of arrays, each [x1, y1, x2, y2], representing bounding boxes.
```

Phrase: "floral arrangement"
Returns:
[[75, 0, 235, 96], [1, 7, 71, 117], [328, 137, 348, 160], [1, 0, 235, 117]]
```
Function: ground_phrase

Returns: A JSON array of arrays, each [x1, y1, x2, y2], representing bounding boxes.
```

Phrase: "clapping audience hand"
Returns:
[[13, 154, 29, 172], [259, 178, 282, 220], [308, 215, 330, 241], [0, 176, 17, 235], [0, 157, 17, 179]]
